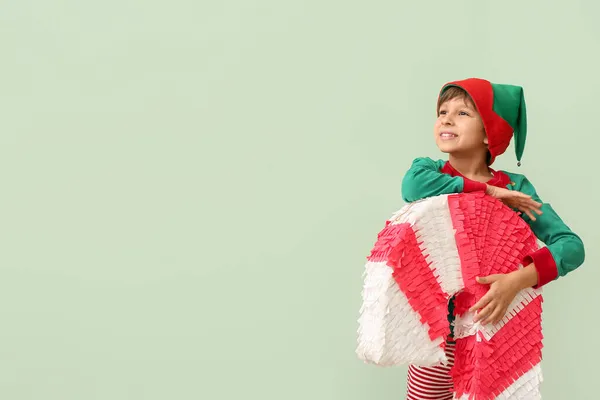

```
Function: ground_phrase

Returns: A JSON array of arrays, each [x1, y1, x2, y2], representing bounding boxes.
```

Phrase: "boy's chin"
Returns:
[[435, 145, 453, 154]]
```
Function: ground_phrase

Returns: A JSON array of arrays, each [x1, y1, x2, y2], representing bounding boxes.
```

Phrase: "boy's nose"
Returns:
[[441, 115, 454, 125]]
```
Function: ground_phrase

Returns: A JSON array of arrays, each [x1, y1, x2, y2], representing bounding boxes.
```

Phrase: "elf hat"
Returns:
[[439, 78, 527, 166]]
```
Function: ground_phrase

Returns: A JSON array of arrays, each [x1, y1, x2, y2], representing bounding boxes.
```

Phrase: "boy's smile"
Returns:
[[439, 131, 458, 140]]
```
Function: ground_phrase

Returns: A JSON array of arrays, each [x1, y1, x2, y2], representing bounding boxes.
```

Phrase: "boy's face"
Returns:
[[434, 96, 488, 157]]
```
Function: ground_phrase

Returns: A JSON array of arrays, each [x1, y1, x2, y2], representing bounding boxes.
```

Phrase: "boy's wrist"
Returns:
[[512, 264, 539, 290]]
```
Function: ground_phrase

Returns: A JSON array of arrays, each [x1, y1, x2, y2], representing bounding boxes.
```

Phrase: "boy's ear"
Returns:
[[483, 136, 489, 145]]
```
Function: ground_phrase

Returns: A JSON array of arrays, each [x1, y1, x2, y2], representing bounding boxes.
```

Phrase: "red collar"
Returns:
[[441, 161, 510, 188]]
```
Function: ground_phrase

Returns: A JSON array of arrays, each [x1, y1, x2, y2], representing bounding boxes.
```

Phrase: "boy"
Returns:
[[401, 78, 585, 400]]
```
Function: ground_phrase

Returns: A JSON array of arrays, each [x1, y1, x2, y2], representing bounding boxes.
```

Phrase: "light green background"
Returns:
[[1, 1, 597, 399]]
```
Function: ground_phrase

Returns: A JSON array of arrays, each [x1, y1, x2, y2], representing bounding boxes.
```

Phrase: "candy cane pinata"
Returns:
[[357, 192, 544, 399]]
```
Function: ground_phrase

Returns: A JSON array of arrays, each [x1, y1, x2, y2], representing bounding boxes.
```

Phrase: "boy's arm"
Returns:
[[401, 157, 487, 202], [511, 175, 585, 288]]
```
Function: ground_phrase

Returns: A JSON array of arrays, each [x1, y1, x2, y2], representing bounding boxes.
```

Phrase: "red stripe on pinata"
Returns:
[[366, 222, 409, 263], [367, 222, 450, 343], [448, 192, 539, 316], [451, 297, 543, 399], [446, 192, 543, 398]]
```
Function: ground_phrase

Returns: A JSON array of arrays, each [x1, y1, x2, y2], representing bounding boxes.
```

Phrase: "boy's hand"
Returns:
[[469, 273, 522, 324], [485, 185, 543, 221], [469, 265, 538, 325]]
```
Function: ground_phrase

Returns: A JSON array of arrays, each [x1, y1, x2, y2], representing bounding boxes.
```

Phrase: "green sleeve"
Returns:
[[507, 172, 585, 285], [401, 157, 486, 202]]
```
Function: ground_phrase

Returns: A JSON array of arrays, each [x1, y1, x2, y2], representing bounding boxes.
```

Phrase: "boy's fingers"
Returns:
[[494, 314, 504, 324], [470, 294, 491, 312], [522, 196, 541, 206], [488, 309, 503, 325], [529, 200, 543, 210], [515, 192, 532, 199], [477, 275, 501, 284], [523, 209, 536, 221], [475, 302, 495, 323], [520, 198, 539, 208], [525, 206, 543, 219], [482, 313, 494, 325]]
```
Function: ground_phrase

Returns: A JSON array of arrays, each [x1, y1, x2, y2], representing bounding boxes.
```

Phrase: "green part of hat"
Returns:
[[491, 83, 527, 163]]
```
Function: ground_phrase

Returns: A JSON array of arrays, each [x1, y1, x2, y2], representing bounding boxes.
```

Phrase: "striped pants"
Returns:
[[406, 340, 455, 400]]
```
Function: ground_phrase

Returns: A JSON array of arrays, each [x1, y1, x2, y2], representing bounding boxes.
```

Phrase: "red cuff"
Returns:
[[462, 178, 487, 193], [523, 247, 558, 288]]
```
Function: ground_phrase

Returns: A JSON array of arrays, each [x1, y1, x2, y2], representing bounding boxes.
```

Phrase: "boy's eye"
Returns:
[[459, 111, 470, 116], [439, 110, 447, 115]]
